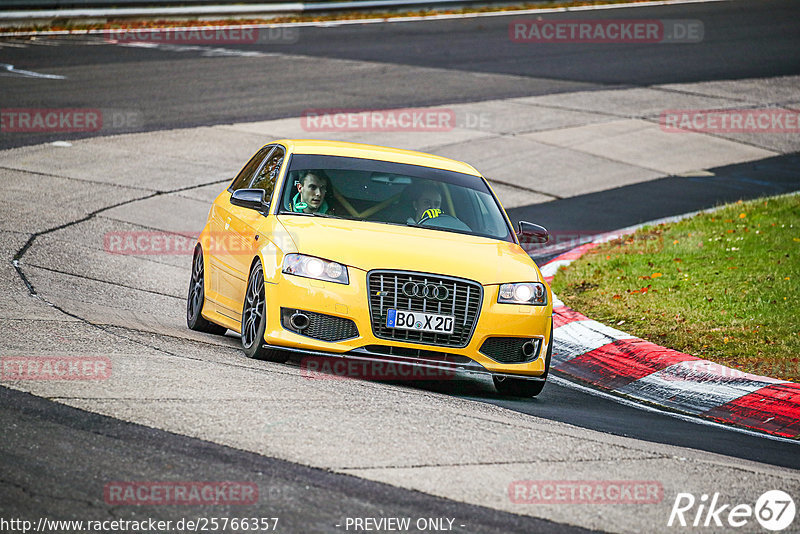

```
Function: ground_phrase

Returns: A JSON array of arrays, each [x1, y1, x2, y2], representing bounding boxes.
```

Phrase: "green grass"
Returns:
[[551, 194, 800, 382]]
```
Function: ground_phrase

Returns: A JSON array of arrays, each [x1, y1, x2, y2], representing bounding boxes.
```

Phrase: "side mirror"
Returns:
[[517, 221, 549, 244], [231, 189, 269, 214]]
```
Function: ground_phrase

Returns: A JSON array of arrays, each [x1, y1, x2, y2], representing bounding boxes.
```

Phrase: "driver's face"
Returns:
[[414, 191, 442, 221], [297, 174, 327, 212]]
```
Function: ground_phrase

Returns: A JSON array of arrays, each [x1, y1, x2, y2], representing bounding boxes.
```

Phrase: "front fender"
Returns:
[[258, 218, 298, 282]]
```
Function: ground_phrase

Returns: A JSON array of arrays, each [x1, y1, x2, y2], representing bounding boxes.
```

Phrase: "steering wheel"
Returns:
[[417, 208, 443, 224], [418, 211, 472, 232]]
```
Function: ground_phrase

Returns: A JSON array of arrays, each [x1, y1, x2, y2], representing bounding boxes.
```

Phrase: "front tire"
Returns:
[[241, 261, 287, 362], [493, 375, 546, 397], [187, 247, 228, 335]]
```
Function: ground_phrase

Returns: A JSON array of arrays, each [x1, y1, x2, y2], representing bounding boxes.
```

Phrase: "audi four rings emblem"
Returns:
[[401, 281, 450, 301]]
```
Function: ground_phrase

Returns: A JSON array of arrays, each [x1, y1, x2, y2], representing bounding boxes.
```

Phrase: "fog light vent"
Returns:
[[480, 337, 540, 363], [281, 308, 358, 342]]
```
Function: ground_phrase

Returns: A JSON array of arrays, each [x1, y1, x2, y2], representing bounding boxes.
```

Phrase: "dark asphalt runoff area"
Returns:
[[403, 370, 800, 471], [1, 0, 800, 530], [0, 387, 595, 533]]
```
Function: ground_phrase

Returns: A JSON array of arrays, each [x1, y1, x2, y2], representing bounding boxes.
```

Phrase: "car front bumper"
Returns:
[[262, 269, 553, 378]]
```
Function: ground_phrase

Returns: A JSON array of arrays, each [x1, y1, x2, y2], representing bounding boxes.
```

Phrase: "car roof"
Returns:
[[272, 139, 482, 177]]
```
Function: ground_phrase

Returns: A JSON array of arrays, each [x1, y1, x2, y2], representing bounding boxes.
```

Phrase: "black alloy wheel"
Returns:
[[242, 261, 287, 362]]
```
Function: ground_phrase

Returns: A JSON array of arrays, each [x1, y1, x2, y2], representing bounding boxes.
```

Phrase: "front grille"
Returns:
[[367, 270, 482, 348], [281, 308, 359, 342], [480, 337, 540, 364]]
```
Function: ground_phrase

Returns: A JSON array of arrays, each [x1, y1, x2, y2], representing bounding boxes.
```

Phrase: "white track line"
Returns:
[[0, 63, 65, 79], [550, 375, 800, 445]]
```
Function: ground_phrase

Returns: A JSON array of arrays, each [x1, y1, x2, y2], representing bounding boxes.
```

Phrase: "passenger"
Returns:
[[407, 183, 443, 223], [292, 170, 333, 214]]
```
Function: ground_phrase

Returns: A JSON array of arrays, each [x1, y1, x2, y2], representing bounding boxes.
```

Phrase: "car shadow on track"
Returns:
[[280, 351, 546, 402]]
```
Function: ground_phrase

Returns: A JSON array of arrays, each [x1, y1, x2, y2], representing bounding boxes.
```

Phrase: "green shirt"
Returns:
[[292, 192, 330, 214]]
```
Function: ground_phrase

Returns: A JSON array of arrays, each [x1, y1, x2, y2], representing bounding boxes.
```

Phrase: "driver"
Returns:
[[292, 170, 333, 214], [407, 183, 442, 224]]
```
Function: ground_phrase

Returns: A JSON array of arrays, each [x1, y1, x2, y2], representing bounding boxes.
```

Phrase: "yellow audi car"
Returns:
[[187, 140, 553, 396]]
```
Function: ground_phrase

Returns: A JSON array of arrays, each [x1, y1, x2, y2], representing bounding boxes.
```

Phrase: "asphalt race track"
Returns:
[[1, 0, 799, 148], [2, 0, 800, 532]]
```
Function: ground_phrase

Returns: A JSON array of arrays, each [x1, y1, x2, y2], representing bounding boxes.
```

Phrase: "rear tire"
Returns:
[[241, 261, 287, 362], [187, 247, 228, 335], [493, 322, 553, 397]]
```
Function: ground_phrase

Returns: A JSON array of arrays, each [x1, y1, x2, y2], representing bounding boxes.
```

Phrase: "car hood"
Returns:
[[276, 216, 543, 285]]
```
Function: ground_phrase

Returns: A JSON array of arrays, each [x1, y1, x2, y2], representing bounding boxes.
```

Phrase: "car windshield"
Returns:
[[278, 154, 513, 242]]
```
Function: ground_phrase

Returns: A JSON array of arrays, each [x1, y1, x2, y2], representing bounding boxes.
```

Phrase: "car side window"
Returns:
[[229, 145, 274, 192], [249, 146, 285, 198]]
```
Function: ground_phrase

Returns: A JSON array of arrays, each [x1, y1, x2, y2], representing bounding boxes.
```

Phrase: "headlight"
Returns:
[[498, 282, 547, 305], [282, 253, 349, 285]]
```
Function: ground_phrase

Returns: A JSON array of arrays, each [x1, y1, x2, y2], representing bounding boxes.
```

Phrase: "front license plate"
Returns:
[[386, 309, 455, 334]]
